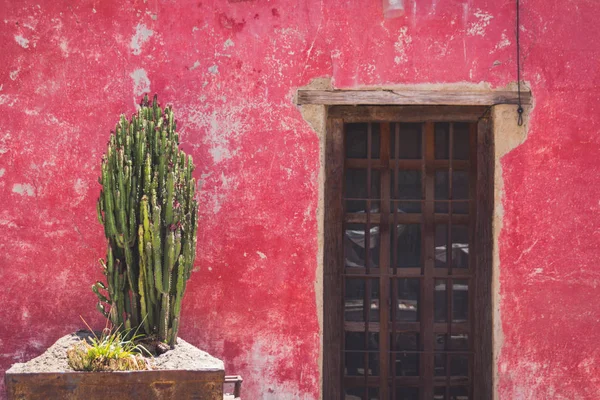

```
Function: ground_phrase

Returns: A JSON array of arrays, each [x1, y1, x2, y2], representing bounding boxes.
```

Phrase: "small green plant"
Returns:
[[93, 95, 198, 347], [67, 319, 152, 372]]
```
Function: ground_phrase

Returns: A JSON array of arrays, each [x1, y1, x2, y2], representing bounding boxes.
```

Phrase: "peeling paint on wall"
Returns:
[[393, 26, 412, 64], [189, 60, 200, 70], [494, 32, 511, 51], [223, 38, 235, 49], [12, 183, 35, 197], [9, 69, 20, 81], [130, 23, 153, 55], [13, 34, 29, 48], [59, 38, 69, 56], [467, 9, 494, 37], [130, 68, 150, 97]]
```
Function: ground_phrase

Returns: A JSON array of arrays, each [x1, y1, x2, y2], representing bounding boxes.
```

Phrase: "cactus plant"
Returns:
[[93, 95, 198, 348]]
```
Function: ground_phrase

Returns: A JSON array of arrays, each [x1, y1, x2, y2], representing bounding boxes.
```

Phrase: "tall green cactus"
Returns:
[[94, 95, 198, 347]]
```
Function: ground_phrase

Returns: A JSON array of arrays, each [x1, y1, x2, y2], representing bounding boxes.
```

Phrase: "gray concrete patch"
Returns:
[[7, 331, 224, 374]]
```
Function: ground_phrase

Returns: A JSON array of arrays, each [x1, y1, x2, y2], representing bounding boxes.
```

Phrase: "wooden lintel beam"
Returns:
[[296, 89, 532, 106]]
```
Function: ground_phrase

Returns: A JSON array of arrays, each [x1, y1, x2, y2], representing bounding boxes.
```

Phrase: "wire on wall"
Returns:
[[516, 0, 524, 126]]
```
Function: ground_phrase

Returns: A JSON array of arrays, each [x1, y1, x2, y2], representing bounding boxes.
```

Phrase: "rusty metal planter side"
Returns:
[[5, 369, 224, 400]]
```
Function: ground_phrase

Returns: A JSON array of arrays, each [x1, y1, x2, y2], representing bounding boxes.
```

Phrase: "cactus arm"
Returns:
[[140, 197, 156, 307], [169, 254, 187, 346], [92, 282, 109, 304], [162, 231, 175, 293], [158, 131, 167, 192], [123, 291, 132, 330], [96, 302, 109, 318], [101, 163, 117, 237], [174, 231, 182, 265], [123, 246, 139, 328], [145, 242, 157, 308], [137, 225, 150, 335], [114, 190, 126, 236], [128, 178, 137, 240], [96, 196, 104, 225], [164, 171, 174, 226], [152, 204, 163, 293], [159, 294, 170, 342]]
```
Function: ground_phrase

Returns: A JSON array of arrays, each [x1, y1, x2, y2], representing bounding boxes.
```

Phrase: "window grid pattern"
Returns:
[[342, 121, 477, 400]]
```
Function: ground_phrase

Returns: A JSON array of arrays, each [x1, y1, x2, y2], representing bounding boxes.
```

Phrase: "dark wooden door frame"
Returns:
[[322, 105, 494, 400]]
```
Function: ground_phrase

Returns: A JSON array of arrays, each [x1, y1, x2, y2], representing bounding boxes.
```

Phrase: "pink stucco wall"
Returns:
[[1, 0, 599, 398]]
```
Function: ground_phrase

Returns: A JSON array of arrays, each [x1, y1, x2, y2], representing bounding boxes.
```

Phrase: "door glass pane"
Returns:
[[392, 333, 420, 351], [435, 171, 449, 199], [345, 332, 380, 351], [391, 123, 422, 159], [345, 279, 380, 322], [434, 334, 447, 377], [395, 278, 420, 322], [452, 170, 469, 214], [344, 332, 380, 377], [369, 351, 380, 376], [434, 353, 446, 377], [394, 387, 419, 400], [391, 353, 419, 377], [346, 123, 380, 159], [452, 280, 469, 322], [391, 333, 419, 376], [450, 386, 469, 400], [344, 334, 379, 377], [345, 387, 366, 400], [434, 279, 447, 322], [345, 278, 365, 322], [450, 334, 469, 350], [435, 123, 450, 159], [370, 279, 380, 322], [435, 171, 449, 213], [451, 225, 469, 268], [345, 169, 381, 213], [452, 171, 469, 199], [393, 201, 422, 215], [392, 170, 422, 213], [435, 224, 448, 268], [392, 224, 421, 268], [450, 354, 469, 377], [393, 170, 422, 199], [453, 200, 469, 215], [453, 123, 470, 160], [345, 224, 380, 268], [344, 351, 364, 377], [434, 387, 447, 400], [435, 334, 447, 350], [367, 387, 380, 400]]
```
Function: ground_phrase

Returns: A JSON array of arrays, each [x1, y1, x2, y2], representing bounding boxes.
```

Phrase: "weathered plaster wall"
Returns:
[[1, 1, 599, 399]]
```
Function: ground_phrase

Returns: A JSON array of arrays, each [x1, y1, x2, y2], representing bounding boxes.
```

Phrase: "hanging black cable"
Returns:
[[516, 0, 524, 126]]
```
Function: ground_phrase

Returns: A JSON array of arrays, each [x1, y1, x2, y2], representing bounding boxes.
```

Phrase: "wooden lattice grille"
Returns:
[[340, 119, 478, 400]]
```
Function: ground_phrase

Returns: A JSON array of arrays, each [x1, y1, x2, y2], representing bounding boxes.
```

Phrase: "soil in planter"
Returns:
[[8, 331, 224, 374]]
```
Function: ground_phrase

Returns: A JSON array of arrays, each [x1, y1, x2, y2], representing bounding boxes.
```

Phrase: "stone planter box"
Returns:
[[4, 332, 225, 400]]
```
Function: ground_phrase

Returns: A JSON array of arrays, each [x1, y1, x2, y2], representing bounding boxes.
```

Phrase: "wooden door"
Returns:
[[323, 106, 493, 400]]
